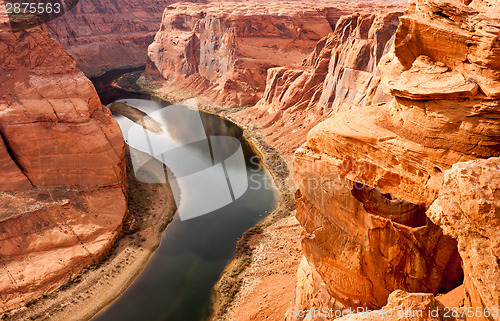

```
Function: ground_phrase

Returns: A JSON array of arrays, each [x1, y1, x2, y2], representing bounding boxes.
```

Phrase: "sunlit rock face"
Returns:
[[0, 3, 127, 311], [144, 1, 405, 156], [291, 0, 499, 318], [46, 0, 207, 77], [290, 155, 463, 313], [428, 158, 500, 321], [146, 1, 342, 107], [234, 8, 405, 156]]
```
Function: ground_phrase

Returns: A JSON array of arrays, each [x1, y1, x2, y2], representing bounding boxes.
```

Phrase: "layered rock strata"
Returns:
[[0, 2, 127, 311], [292, 157, 463, 311], [47, 0, 205, 77], [146, 1, 334, 107], [236, 9, 405, 155], [146, 1, 404, 109], [291, 0, 499, 318]]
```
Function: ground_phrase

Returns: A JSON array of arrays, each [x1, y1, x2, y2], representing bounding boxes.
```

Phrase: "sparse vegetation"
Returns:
[[117, 72, 297, 319]]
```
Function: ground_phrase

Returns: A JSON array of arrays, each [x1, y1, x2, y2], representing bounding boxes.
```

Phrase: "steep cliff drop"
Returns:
[[138, 2, 409, 319], [145, 1, 336, 107], [0, 1, 127, 312], [46, 0, 207, 77], [292, 0, 499, 318], [143, 1, 404, 152], [236, 10, 405, 156]]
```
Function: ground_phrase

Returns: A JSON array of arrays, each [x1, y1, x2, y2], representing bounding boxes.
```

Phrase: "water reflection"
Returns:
[[113, 100, 249, 221], [90, 95, 277, 321]]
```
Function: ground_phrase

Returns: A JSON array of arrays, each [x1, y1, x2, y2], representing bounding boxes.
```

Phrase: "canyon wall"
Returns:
[[146, 1, 336, 107], [235, 9, 404, 156], [428, 157, 500, 320], [145, 1, 404, 109], [46, 0, 206, 77], [0, 3, 127, 311], [140, 0, 498, 318], [291, 0, 499, 318]]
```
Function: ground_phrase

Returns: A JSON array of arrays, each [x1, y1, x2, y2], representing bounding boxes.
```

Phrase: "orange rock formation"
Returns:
[[146, 1, 338, 107], [237, 9, 405, 155], [145, 1, 404, 108], [0, 2, 127, 311], [291, 0, 499, 318], [428, 157, 500, 320], [47, 0, 207, 76]]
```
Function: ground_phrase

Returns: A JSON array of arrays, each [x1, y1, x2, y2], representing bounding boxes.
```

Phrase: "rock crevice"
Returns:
[[0, 2, 127, 311], [290, 0, 499, 318]]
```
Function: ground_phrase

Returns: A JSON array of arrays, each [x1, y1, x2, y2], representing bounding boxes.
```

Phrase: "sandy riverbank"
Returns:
[[1, 148, 177, 321], [213, 214, 302, 321], [1, 69, 297, 321], [121, 72, 302, 320]]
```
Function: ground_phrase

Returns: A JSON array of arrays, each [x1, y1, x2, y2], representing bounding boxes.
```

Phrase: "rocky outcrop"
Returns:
[[291, 156, 463, 311], [394, 0, 500, 98], [146, 1, 346, 107], [0, 3, 127, 311], [234, 8, 405, 155], [291, 0, 499, 318], [428, 158, 500, 320], [47, 0, 206, 77]]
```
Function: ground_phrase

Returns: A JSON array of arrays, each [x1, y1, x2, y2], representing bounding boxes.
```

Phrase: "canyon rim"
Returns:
[[0, 0, 499, 320]]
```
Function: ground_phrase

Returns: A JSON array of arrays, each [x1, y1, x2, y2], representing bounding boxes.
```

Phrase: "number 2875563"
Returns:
[[5, 2, 62, 14]]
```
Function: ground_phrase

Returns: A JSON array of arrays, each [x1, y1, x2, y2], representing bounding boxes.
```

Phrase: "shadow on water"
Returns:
[[90, 69, 277, 321]]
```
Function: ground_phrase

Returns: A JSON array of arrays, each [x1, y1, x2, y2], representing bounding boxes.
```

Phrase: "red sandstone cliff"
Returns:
[[144, 0, 404, 155], [291, 0, 500, 318], [0, 2, 127, 311], [235, 9, 404, 156], [145, 1, 404, 108], [428, 157, 500, 320], [46, 0, 206, 77], [146, 1, 342, 107], [138, 1, 498, 319]]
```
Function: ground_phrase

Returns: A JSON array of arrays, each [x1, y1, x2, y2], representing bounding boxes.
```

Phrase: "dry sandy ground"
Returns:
[[219, 214, 302, 321], [1, 71, 302, 321], [1, 149, 177, 321]]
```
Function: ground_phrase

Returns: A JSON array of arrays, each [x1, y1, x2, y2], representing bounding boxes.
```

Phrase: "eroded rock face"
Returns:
[[0, 3, 127, 311], [394, 0, 500, 98], [146, 1, 358, 107], [428, 158, 500, 320], [291, 0, 499, 318], [46, 0, 206, 77], [291, 153, 463, 311], [234, 8, 405, 155]]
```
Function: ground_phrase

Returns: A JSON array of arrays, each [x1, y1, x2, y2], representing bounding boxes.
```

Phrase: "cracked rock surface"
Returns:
[[0, 2, 127, 311]]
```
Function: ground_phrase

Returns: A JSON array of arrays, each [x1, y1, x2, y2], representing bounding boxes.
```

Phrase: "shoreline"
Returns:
[[1, 70, 296, 321], [118, 72, 298, 319], [1, 148, 177, 321]]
